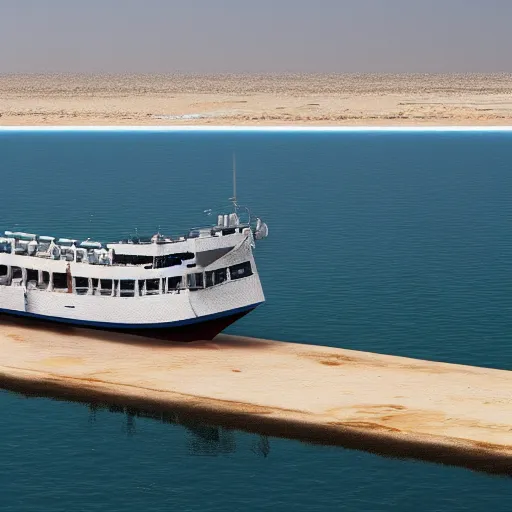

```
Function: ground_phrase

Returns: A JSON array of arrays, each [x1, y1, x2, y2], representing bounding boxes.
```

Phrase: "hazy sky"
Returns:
[[1, 0, 511, 73]]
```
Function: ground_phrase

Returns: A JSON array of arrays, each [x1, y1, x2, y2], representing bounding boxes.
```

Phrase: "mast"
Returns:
[[232, 152, 237, 208]]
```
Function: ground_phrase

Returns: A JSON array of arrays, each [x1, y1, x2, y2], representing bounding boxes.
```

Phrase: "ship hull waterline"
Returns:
[[0, 304, 261, 342]]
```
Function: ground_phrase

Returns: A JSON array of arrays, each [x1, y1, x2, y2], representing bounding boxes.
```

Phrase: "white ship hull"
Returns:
[[0, 276, 263, 336], [0, 214, 267, 341]]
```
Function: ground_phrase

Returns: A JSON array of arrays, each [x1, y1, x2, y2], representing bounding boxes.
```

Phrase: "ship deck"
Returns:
[[0, 317, 510, 476]]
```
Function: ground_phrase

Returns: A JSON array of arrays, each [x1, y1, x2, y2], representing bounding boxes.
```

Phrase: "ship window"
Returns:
[[75, 277, 88, 288], [27, 269, 38, 284], [221, 228, 236, 236], [120, 279, 135, 297], [113, 254, 154, 266], [187, 273, 203, 290], [36, 271, 50, 290], [100, 279, 112, 290], [0, 242, 11, 254], [11, 267, 22, 280], [53, 272, 68, 289], [167, 276, 182, 292], [214, 268, 227, 285], [75, 276, 89, 295], [146, 278, 160, 295], [205, 271, 214, 288], [229, 261, 253, 280], [154, 252, 195, 269], [99, 279, 113, 296], [0, 265, 7, 276]]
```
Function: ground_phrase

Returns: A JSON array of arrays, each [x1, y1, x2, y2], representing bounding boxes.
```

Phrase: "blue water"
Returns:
[[0, 131, 511, 510]]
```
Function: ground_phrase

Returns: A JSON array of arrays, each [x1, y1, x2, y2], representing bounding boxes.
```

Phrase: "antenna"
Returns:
[[232, 152, 237, 207]]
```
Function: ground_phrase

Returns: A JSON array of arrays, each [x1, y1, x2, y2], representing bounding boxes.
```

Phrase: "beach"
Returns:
[[1, 318, 511, 475], [1, 73, 512, 126]]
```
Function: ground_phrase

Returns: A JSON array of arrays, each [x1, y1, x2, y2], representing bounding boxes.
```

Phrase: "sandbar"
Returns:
[[0, 317, 511, 475]]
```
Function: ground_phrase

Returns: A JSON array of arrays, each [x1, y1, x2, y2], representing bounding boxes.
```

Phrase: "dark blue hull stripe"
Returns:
[[0, 302, 263, 330]]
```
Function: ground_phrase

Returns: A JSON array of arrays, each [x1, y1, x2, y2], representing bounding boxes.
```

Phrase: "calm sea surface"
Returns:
[[0, 130, 511, 511]]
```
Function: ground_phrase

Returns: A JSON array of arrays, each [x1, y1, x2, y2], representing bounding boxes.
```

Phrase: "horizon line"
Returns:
[[1, 126, 512, 132], [2, 71, 512, 76]]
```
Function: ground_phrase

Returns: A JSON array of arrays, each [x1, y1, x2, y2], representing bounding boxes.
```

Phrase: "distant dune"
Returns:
[[1, 73, 512, 126]]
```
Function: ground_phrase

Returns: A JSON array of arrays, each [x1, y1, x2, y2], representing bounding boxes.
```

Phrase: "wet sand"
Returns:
[[0, 317, 511, 475], [1, 73, 512, 126]]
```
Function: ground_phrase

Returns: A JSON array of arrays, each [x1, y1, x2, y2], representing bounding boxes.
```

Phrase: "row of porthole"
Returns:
[[0, 261, 254, 296]]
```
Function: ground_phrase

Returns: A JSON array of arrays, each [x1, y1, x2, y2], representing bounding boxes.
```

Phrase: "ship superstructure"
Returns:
[[0, 207, 268, 341]]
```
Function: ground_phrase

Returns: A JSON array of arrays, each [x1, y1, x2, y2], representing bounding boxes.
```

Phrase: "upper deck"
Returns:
[[0, 212, 255, 270]]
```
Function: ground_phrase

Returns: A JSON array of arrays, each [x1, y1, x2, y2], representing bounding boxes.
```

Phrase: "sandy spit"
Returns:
[[0, 316, 511, 475]]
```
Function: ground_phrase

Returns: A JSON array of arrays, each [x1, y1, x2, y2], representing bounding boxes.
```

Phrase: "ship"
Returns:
[[0, 162, 269, 341]]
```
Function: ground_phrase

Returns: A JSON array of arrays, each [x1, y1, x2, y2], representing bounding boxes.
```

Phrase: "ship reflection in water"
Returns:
[[86, 401, 271, 458]]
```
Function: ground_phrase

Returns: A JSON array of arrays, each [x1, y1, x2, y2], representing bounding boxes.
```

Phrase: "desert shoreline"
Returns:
[[1, 73, 512, 126]]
